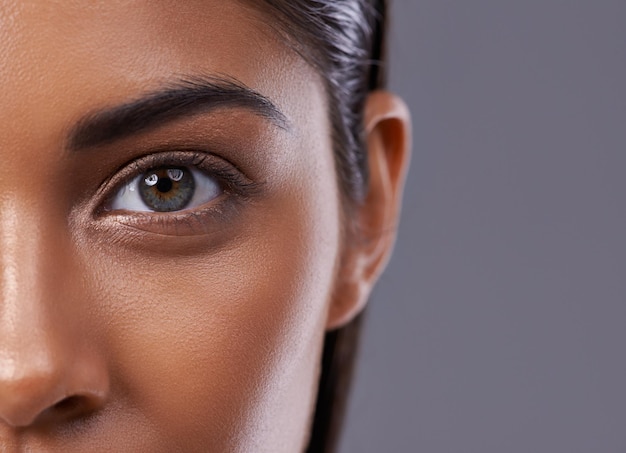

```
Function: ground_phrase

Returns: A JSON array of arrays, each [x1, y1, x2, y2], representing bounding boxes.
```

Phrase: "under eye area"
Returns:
[[111, 166, 221, 213]]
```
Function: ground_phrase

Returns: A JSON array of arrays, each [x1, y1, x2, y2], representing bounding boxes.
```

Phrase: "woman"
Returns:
[[0, 0, 411, 451]]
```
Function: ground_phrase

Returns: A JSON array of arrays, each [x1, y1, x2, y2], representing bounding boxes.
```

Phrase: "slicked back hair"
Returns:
[[250, 1, 388, 451]]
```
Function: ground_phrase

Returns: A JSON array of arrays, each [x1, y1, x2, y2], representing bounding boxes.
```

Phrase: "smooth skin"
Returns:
[[0, 1, 411, 451]]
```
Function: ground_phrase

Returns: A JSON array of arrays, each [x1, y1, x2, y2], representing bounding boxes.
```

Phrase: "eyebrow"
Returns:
[[67, 75, 289, 151]]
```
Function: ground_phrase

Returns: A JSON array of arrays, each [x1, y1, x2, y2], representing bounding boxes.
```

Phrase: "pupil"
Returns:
[[156, 178, 173, 193]]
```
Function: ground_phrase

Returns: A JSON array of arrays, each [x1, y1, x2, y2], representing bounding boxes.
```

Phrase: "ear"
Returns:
[[326, 91, 412, 330]]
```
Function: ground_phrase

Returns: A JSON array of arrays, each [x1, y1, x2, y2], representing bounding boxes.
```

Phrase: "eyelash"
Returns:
[[95, 150, 259, 233]]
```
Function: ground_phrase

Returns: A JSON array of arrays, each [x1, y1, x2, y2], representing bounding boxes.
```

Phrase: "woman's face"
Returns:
[[0, 1, 345, 451]]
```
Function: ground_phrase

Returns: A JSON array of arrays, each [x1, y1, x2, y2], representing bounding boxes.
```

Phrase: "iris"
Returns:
[[139, 167, 195, 212]]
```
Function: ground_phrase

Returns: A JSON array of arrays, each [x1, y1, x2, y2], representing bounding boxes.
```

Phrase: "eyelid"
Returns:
[[95, 150, 258, 214], [85, 150, 263, 242]]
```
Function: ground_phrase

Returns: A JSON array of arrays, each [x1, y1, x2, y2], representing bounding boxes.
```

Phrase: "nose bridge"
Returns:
[[0, 197, 108, 428], [0, 197, 57, 339], [0, 196, 44, 327]]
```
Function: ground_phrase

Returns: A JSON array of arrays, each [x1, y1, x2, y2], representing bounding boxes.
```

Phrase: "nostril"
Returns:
[[37, 394, 101, 425], [52, 396, 82, 413], [53, 396, 82, 412]]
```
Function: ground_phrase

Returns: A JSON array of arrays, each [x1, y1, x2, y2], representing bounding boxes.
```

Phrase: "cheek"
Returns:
[[85, 153, 341, 450]]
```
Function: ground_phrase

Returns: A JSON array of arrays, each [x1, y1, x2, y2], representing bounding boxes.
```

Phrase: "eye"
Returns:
[[110, 165, 222, 212]]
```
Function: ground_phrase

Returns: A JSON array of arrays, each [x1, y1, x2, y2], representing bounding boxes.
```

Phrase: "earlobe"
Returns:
[[326, 91, 412, 330]]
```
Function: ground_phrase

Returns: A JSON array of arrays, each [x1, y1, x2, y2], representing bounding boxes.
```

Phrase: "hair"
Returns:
[[253, 1, 388, 451]]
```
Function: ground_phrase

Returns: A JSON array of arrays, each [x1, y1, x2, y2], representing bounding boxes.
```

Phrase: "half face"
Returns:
[[0, 1, 342, 451]]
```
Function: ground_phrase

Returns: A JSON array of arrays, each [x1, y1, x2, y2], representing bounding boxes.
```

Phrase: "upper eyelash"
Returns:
[[96, 150, 261, 216]]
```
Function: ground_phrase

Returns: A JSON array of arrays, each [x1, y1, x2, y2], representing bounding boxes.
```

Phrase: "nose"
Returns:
[[0, 348, 108, 428], [0, 200, 109, 428]]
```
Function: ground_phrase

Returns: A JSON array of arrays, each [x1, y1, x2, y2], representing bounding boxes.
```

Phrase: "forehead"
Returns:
[[0, 0, 317, 143], [0, 0, 275, 75]]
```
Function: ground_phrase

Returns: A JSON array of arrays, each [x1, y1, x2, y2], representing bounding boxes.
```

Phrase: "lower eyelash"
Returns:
[[98, 150, 261, 216]]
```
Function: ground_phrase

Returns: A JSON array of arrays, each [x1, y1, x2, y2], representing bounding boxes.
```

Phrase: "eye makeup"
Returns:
[[66, 107, 285, 250], [92, 149, 262, 237]]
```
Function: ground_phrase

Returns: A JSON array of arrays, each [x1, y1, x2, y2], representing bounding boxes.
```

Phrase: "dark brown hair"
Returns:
[[253, 1, 388, 451]]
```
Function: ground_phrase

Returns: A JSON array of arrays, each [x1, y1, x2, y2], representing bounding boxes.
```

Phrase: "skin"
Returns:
[[0, 1, 411, 452]]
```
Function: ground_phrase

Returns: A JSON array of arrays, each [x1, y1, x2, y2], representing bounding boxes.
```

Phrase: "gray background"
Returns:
[[340, 1, 626, 452]]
